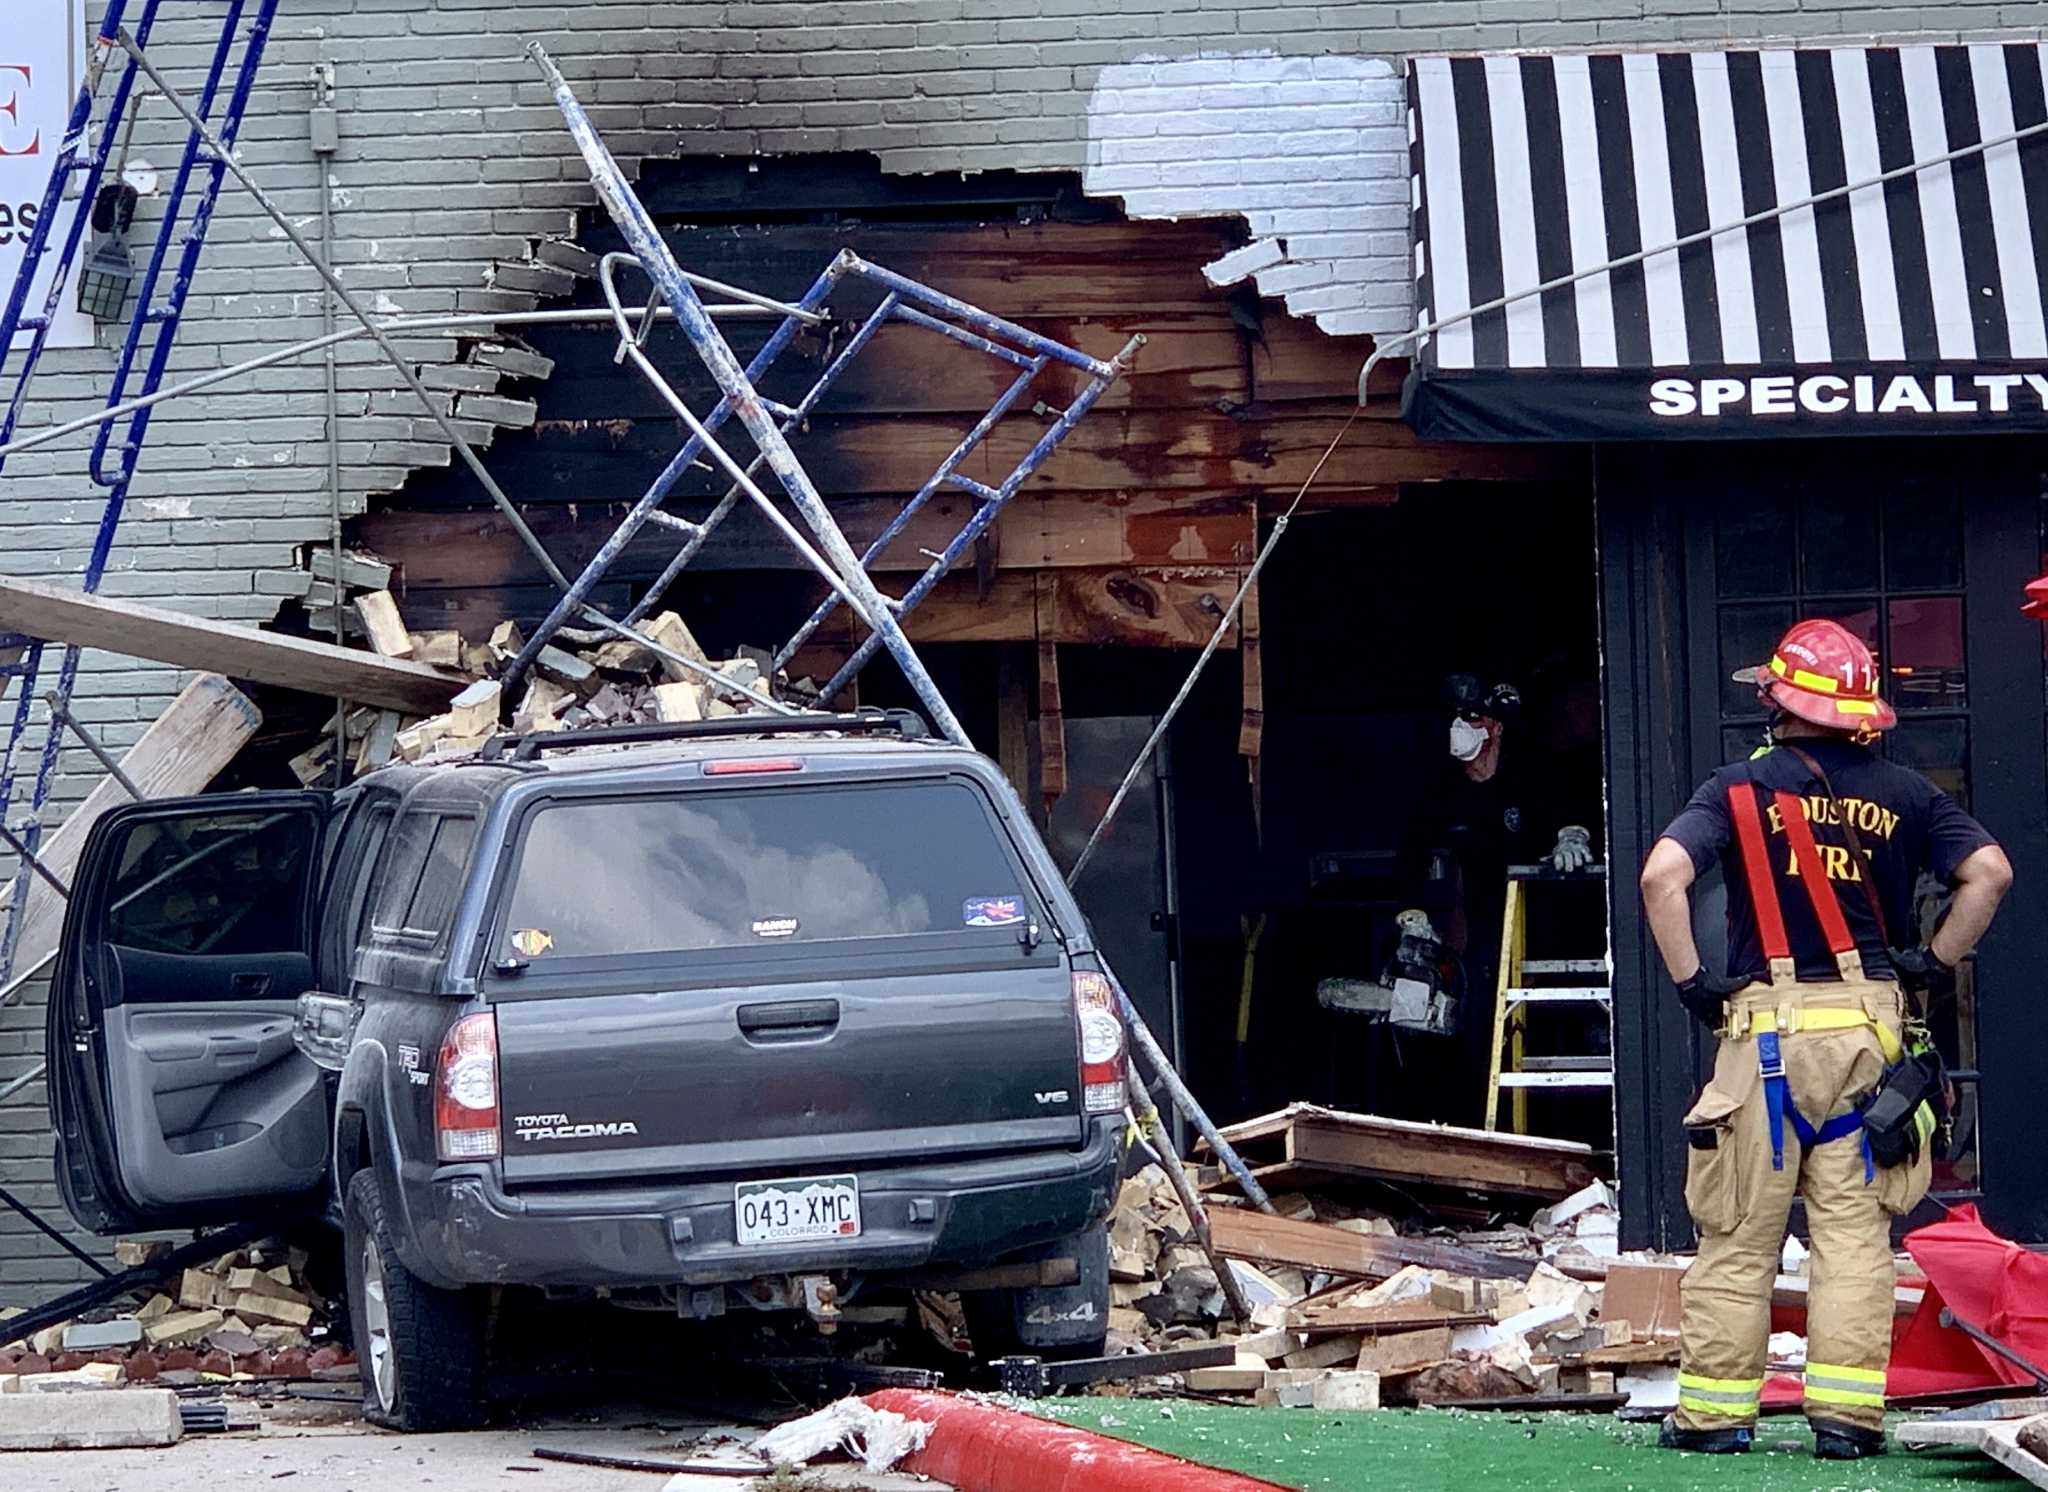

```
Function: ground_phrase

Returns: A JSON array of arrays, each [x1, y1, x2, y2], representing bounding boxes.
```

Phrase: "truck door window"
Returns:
[[369, 811, 475, 946], [105, 810, 314, 960], [501, 782, 1034, 958]]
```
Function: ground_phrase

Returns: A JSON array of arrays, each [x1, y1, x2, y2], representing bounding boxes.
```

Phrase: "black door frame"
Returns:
[[1599, 438, 2048, 1249]]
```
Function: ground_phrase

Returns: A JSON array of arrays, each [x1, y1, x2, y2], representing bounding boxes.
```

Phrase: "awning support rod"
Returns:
[[1362, 110, 2048, 405]]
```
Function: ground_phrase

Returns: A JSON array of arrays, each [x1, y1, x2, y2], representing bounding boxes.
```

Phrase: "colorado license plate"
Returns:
[[734, 1174, 861, 1246]]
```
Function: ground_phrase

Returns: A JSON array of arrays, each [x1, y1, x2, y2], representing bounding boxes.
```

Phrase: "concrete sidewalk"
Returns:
[[2, 1398, 949, 1491]]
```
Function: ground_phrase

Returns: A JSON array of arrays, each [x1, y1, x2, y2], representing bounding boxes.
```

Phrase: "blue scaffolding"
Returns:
[[0, 0, 281, 985], [512, 44, 1141, 741]]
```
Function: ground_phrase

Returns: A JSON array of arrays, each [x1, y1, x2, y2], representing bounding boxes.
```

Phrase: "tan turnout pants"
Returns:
[[1674, 976, 1932, 1434]]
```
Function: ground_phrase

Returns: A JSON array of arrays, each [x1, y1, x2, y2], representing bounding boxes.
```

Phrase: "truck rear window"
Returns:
[[500, 781, 1036, 958]]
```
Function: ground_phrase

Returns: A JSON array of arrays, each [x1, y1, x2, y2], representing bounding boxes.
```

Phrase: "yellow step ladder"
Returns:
[[1484, 865, 1613, 1137]]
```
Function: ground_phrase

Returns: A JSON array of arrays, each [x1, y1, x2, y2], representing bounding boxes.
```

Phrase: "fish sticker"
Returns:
[[510, 927, 555, 958], [963, 895, 1025, 928]]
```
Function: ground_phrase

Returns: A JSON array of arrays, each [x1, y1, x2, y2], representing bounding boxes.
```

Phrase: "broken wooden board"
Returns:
[[1898, 1415, 2048, 1489], [1207, 1206, 1534, 1285], [0, 576, 462, 715], [1292, 1304, 1492, 1337], [1204, 1103, 1600, 1202], [2, 676, 261, 985]]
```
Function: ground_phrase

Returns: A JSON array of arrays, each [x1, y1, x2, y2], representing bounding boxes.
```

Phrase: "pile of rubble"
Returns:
[[1094, 1099, 1705, 1414], [0, 1241, 354, 1390], [289, 550, 815, 781]]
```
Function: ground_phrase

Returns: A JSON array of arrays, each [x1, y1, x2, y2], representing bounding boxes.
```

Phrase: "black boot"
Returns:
[[1658, 1416, 1753, 1453], [1812, 1421, 1887, 1460]]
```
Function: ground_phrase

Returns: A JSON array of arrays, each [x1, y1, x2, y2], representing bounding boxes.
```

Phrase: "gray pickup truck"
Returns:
[[48, 712, 1125, 1428]]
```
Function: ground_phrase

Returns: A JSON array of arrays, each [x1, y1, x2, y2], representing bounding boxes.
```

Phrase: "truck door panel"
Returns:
[[49, 792, 330, 1233]]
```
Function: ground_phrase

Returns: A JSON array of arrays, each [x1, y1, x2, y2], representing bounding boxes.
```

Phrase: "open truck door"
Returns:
[[49, 792, 332, 1234]]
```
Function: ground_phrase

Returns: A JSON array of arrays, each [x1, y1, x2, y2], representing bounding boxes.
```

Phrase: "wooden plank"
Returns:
[[1285, 1111, 1599, 1200], [0, 576, 462, 715], [484, 408, 1570, 503], [355, 493, 1257, 593], [539, 313, 1250, 418], [1293, 1305, 1491, 1336], [1036, 581, 1064, 812], [1252, 314, 1406, 406], [874, 568, 1243, 648], [2, 676, 262, 982], [354, 591, 413, 658], [1207, 1207, 1534, 1284]]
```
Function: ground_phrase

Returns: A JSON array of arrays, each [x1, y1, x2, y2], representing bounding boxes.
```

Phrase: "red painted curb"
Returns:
[[865, 1389, 1293, 1492]]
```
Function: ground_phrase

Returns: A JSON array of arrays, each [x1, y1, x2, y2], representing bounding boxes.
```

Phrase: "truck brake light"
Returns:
[[435, 1011, 501, 1162], [704, 757, 803, 776], [1072, 971, 1126, 1116]]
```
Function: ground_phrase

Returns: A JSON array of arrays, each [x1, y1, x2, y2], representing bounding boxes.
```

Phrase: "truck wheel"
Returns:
[[343, 1169, 488, 1431], [965, 1223, 1110, 1363]]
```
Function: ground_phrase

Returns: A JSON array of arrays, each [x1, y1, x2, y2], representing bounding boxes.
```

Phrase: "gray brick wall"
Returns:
[[4, 0, 2042, 1303]]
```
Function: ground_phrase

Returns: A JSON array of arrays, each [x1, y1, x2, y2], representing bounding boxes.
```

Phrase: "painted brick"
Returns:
[[3, 0, 2040, 1305]]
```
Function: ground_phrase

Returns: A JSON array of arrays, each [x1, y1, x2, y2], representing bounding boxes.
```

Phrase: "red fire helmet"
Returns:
[[1733, 618, 1897, 734]]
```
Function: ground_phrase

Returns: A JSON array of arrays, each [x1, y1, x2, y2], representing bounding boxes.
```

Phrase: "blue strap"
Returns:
[[1759, 1032, 1788, 1171], [1756, 1030, 1866, 1175]]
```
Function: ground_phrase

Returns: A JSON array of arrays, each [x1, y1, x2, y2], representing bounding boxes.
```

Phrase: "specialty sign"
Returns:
[[1, 0, 92, 352], [1650, 372, 2048, 421]]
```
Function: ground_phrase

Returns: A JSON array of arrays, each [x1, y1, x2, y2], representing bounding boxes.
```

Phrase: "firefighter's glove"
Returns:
[[1548, 825, 1594, 874], [1890, 943, 1954, 997], [1676, 967, 1747, 1031]]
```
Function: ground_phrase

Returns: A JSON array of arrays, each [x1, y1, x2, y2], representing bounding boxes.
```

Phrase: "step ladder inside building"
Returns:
[[1484, 865, 1615, 1143]]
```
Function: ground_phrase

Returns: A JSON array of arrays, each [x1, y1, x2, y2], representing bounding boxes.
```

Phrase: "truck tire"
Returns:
[[964, 1223, 1110, 1363], [343, 1169, 489, 1431]]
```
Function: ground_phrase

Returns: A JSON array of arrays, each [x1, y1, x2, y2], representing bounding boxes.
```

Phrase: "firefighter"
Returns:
[[1638, 619, 2011, 1461]]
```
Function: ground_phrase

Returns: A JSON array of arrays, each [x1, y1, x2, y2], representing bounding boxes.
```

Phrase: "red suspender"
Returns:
[[1727, 782, 1791, 961], [1774, 790, 1857, 957], [1724, 781, 1860, 968]]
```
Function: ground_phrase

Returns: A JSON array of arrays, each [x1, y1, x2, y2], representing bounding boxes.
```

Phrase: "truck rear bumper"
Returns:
[[408, 1120, 1120, 1289]]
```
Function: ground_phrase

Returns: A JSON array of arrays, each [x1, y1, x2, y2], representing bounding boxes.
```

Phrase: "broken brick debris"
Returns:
[[0, 1239, 350, 1396]]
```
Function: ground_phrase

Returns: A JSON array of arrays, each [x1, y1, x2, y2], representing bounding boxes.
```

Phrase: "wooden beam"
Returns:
[[2, 676, 261, 982], [0, 576, 462, 715], [1284, 1112, 1599, 1201], [354, 492, 1258, 592], [1207, 1207, 1533, 1284]]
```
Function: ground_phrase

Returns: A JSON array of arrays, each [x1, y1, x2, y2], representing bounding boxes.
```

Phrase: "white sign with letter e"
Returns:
[[2, 0, 93, 352]]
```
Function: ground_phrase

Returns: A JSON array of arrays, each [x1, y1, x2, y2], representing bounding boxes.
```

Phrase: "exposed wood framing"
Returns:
[[1207, 1103, 1599, 1201], [1207, 1207, 1533, 1283], [1036, 575, 1065, 814], [0, 576, 462, 715]]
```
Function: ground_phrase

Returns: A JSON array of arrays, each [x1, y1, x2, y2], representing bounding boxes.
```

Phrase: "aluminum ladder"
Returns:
[[1483, 864, 1615, 1139], [0, 0, 280, 986], [506, 45, 1138, 742]]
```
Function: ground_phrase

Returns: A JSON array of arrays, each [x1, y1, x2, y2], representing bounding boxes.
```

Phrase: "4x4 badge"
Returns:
[[751, 916, 799, 939]]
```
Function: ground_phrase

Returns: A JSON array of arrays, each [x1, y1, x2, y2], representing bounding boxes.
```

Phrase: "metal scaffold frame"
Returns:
[[0, 0, 282, 985], [514, 43, 1141, 745]]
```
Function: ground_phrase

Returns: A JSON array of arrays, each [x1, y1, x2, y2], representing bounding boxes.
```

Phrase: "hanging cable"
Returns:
[[1066, 409, 1360, 886]]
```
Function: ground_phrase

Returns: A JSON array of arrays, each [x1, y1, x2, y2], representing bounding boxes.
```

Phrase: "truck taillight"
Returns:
[[435, 1012, 500, 1162], [1073, 971, 1126, 1116]]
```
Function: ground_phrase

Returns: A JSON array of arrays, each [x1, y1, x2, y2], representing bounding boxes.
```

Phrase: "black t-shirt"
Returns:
[[1659, 738, 1996, 982]]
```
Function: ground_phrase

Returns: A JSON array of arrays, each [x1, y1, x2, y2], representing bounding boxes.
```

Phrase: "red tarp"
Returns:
[[1889, 1204, 2048, 1397], [2023, 573, 2048, 619]]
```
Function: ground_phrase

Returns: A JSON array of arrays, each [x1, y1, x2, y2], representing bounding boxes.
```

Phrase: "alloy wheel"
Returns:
[[361, 1237, 396, 1412]]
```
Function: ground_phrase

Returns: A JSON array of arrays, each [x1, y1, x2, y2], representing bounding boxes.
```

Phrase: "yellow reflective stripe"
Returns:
[[1834, 698, 1880, 715], [1678, 1372, 1765, 1395], [1678, 1396, 1757, 1418], [1805, 1383, 1887, 1409], [1775, 655, 1841, 693], [1807, 1362, 1886, 1386], [1806, 1362, 1888, 1409]]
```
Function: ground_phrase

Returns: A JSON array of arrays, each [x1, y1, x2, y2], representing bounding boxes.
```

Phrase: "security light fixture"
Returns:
[[77, 183, 140, 324]]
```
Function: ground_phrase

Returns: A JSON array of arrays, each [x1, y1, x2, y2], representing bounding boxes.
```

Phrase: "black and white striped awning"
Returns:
[[1405, 43, 2048, 439]]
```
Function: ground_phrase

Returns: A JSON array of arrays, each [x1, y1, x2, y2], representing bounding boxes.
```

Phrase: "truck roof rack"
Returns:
[[476, 708, 932, 764]]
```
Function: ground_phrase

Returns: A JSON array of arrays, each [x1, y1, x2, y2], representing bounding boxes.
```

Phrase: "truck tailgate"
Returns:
[[493, 964, 1083, 1186]]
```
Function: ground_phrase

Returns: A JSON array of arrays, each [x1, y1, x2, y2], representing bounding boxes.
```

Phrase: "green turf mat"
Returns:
[[1045, 1402, 2012, 1492]]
